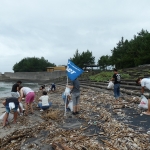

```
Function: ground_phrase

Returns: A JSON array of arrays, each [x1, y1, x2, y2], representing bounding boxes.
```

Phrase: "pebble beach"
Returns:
[[0, 84, 150, 149]]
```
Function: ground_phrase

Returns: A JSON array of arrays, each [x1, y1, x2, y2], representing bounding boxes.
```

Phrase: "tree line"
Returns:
[[13, 29, 150, 72], [98, 29, 150, 69], [13, 57, 55, 72]]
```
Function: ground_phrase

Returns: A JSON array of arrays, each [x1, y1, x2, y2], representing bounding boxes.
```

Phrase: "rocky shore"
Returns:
[[0, 85, 150, 150]]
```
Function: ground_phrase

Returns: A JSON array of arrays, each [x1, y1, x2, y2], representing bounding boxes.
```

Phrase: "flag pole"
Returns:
[[64, 74, 68, 116]]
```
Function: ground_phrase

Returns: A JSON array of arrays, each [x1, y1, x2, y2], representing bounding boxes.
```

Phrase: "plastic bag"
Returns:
[[64, 87, 71, 96], [138, 95, 148, 109], [68, 100, 73, 112], [107, 81, 114, 89], [0, 112, 6, 120], [0, 112, 14, 121]]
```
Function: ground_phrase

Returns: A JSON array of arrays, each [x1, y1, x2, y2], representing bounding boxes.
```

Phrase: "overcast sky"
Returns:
[[0, 0, 150, 73]]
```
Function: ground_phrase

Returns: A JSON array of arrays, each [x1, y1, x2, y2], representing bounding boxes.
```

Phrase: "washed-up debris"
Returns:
[[0, 86, 150, 150]]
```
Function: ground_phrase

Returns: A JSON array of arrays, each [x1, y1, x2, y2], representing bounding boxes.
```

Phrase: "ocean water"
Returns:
[[0, 82, 39, 98]]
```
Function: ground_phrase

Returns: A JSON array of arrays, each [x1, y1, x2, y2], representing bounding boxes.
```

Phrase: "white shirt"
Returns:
[[39, 95, 49, 106], [22, 87, 34, 96], [141, 78, 150, 90]]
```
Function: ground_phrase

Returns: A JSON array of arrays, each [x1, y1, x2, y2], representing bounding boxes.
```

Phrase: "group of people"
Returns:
[[2, 69, 149, 132], [39, 83, 56, 92], [1, 77, 81, 128], [110, 68, 150, 116], [1, 81, 53, 128]]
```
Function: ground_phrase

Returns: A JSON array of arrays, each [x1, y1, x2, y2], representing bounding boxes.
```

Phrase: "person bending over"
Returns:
[[51, 83, 56, 91], [136, 77, 150, 115], [2, 97, 19, 128], [19, 86, 35, 115], [39, 85, 46, 91]]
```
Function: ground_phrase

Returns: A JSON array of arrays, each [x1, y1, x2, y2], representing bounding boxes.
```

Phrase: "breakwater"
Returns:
[[0, 71, 66, 81]]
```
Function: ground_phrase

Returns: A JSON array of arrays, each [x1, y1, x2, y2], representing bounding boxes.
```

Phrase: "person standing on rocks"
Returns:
[[18, 86, 35, 115], [11, 80, 22, 98], [67, 78, 80, 115], [136, 77, 150, 115], [51, 83, 56, 91], [111, 68, 121, 102]]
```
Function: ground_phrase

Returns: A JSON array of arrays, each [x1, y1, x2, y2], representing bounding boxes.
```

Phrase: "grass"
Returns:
[[89, 70, 131, 82]]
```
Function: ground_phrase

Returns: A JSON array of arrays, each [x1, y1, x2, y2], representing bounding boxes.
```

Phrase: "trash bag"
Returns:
[[107, 81, 114, 89], [138, 95, 148, 109], [64, 87, 71, 96], [0, 112, 6, 120], [68, 100, 73, 112], [0, 112, 14, 122]]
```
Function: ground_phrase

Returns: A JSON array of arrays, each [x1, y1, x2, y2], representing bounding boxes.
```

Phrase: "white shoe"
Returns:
[[40, 109, 43, 112]]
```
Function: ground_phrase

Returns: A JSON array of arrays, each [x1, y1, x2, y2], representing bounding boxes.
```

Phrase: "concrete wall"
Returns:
[[4, 71, 66, 81]]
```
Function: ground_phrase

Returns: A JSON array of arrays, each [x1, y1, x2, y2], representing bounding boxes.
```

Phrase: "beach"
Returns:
[[0, 85, 150, 149]]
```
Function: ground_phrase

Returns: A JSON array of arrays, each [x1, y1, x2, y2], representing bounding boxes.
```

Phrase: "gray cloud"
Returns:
[[0, 0, 150, 73]]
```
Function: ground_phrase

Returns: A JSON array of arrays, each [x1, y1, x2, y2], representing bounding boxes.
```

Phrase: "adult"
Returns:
[[38, 91, 52, 111], [11, 80, 22, 98], [19, 86, 35, 115], [111, 68, 121, 102], [51, 83, 56, 91], [136, 77, 150, 115], [67, 78, 80, 115], [2, 97, 19, 128]]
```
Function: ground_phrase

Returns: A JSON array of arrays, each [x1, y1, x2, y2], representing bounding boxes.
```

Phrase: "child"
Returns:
[[38, 91, 52, 111], [62, 92, 72, 111]]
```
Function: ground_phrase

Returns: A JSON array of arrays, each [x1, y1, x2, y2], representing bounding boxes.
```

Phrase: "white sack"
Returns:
[[68, 100, 73, 112], [0, 112, 6, 120], [64, 87, 71, 96], [9, 102, 15, 110], [107, 81, 114, 89], [0, 112, 14, 121], [138, 95, 148, 109]]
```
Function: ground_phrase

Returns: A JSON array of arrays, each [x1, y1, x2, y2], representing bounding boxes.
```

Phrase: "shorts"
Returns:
[[5, 105, 19, 113], [25, 92, 35, 103], [38, 102, 52, 110], [72, 92, 80, 106]]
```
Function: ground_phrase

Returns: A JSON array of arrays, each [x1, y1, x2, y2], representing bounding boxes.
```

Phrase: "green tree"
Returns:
[[109, 29, 150, 69], [13, 57, 56, 72], [98, 55, 111, 70], [70, 49, 95, 68]]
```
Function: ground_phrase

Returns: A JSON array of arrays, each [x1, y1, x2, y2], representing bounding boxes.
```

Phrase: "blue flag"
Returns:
[[66, 60, 84, 81]]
